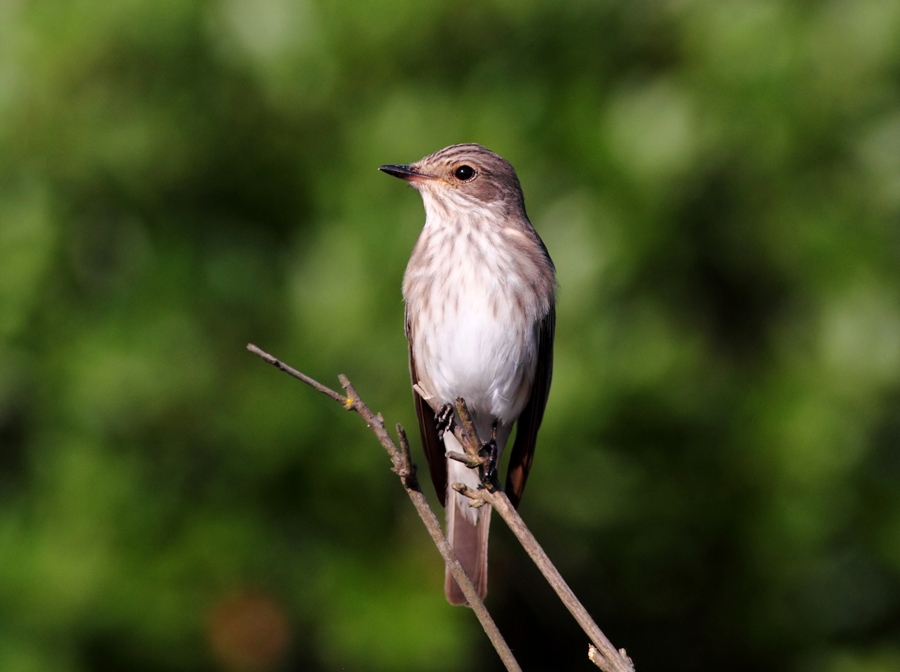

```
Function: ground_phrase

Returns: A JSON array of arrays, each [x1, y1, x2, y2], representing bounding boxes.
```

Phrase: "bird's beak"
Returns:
[[379, 164, 434, 183]]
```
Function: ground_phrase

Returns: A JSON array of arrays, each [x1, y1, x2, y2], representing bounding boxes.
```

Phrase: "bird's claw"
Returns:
[[479, 438, 499, 481], [435, 403, 454, 439]]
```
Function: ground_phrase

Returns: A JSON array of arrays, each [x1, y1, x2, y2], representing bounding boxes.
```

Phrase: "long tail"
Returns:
[[444, 487, 492, 605]]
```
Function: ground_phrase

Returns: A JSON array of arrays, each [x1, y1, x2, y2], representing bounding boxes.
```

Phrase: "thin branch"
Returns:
[[246, 344, 522, 672], [418, 391, 635, 672], [247, 344, 346, 404], [483, 487, 633, 672]]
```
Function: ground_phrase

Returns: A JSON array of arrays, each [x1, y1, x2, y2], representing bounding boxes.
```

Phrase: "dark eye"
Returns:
[[453, 165, 475, 181]]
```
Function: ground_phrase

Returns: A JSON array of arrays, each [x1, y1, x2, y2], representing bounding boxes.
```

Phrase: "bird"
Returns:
[[380, 144, 555, 605]]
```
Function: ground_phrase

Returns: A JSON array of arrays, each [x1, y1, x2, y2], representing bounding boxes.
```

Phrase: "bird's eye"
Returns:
[[453, 165, 475, 181]]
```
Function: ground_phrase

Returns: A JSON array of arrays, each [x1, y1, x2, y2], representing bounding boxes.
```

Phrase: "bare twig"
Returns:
[[248, 344, 346, 404], [246, 344, 522, 672], [484, 489, 633, 672], [419, 392, 635, 672]]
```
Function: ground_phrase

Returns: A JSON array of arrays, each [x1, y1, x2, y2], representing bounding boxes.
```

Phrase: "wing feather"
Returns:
[[505, 306, 555, 508]]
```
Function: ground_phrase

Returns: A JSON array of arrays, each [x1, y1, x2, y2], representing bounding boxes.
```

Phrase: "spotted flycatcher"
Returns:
[[380, 144, 555, 605]]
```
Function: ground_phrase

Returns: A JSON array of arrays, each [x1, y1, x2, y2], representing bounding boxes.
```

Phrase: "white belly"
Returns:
[[410, 263, 537, 425]]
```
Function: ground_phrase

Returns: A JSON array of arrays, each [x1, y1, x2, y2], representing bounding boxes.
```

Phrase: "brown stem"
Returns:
[[485, 489, 634, 672]]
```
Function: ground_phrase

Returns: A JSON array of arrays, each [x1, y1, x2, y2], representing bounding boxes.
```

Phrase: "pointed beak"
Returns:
[[378, 164, 433, 183]]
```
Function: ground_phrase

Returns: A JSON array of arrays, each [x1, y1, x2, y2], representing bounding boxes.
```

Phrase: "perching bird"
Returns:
[[380, 144, 555, 605]]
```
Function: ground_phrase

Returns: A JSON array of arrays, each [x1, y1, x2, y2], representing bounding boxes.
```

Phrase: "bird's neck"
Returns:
[[421, 192, 509, 233]]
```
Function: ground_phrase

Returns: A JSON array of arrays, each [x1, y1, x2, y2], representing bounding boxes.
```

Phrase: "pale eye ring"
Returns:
[[453, 165, 476, 181]]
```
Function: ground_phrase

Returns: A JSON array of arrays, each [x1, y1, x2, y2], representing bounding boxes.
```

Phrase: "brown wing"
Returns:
[[407, 318, 448, 507], [505, 306, 555, 508]]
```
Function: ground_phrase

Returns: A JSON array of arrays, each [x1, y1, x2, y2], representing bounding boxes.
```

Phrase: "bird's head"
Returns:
[[380, 143, 526, 216]]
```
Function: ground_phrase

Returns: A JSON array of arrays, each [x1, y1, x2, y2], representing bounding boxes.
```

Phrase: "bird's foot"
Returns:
[[435, 403, 454, 439], [479, 437, 499, 481]]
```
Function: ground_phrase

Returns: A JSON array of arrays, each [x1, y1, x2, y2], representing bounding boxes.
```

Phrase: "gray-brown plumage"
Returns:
[[380, 144, 555, 605]]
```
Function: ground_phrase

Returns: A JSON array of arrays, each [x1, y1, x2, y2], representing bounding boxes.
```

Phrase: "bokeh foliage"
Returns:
[[2, 0, 900, 670]]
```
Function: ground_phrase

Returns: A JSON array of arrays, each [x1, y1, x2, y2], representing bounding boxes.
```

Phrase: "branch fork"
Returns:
[[248, 344, 635, 672]]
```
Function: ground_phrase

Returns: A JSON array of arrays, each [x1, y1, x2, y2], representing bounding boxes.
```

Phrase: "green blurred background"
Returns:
[[2, 0, 900, 670]]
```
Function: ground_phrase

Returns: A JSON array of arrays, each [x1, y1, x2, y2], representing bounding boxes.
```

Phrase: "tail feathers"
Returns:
[[444, 497, 491, 606]]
